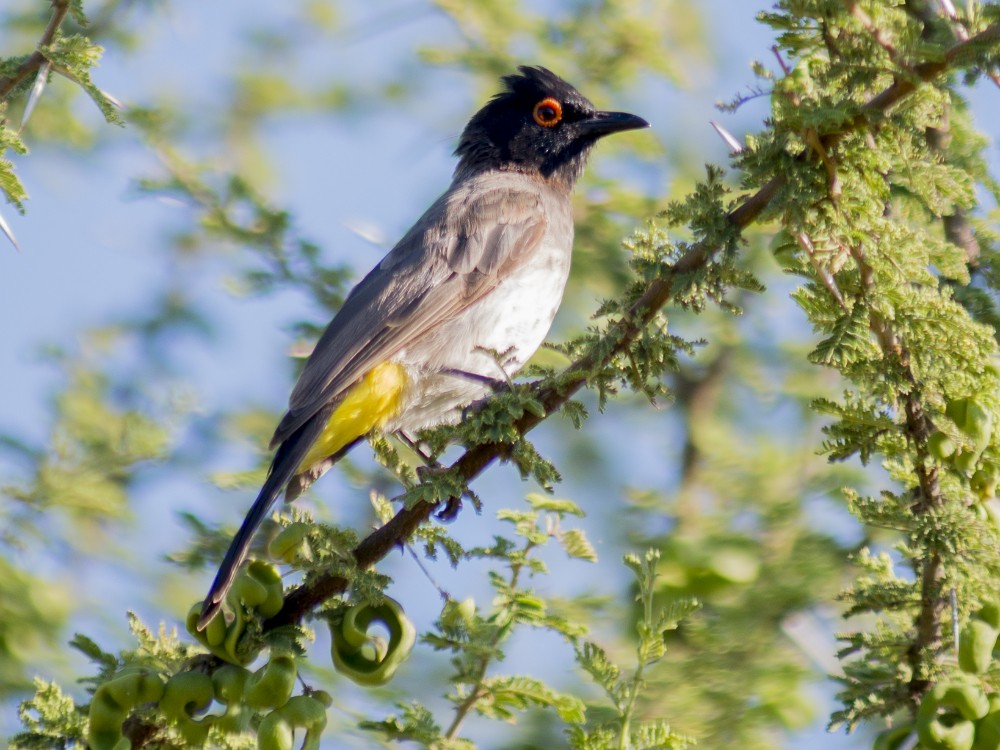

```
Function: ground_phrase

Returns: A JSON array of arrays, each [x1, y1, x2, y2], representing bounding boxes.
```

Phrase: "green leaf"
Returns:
[[560, 528, 598, 562], [525, 493, 585, 517], [41, 35, 123, 126], [478, 675, 586, 724]]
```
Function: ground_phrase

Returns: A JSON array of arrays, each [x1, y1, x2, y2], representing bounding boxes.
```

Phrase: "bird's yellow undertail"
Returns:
[[297, 361, 408, 472]]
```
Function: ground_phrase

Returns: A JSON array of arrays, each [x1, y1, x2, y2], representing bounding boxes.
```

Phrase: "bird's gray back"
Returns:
[[272, 170, 573, 446]]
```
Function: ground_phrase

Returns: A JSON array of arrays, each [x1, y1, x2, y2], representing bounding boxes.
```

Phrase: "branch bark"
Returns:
[[0, 0, 71, 101]]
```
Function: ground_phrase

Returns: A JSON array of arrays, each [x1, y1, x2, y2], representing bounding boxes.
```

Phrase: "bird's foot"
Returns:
[[436, 495, 463, 521]]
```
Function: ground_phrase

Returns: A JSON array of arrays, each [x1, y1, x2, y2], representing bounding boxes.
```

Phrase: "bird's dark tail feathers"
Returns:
[[197, 408, 332, 630]]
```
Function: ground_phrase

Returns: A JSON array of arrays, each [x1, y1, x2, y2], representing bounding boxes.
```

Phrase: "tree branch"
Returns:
[[265, 21, 1000, 632], [0, 0, 71, 101]]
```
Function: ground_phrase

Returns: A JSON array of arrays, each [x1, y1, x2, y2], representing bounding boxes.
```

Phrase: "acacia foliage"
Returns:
[[1, 1, 1000, 750]]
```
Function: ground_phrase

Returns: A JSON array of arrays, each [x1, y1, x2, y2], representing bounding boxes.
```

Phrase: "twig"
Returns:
[[848, 229, 945, 704], [846, 0, 910, 70], [442, 541, 535, 740], [0, 0, 71, 100], [797, 232, 849, 311]]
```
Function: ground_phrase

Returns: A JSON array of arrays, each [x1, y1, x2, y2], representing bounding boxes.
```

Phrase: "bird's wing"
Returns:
[[270, 179, 549, 446]]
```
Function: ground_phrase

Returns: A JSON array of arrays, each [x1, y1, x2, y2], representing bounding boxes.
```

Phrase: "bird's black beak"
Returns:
[[579, 110, 650, 138]]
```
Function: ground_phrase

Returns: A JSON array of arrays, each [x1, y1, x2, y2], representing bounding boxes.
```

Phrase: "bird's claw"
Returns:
[[435, 495, 463, 521]]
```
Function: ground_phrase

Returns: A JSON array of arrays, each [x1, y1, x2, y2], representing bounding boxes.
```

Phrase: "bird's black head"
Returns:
[[454, 66, 649, 188]]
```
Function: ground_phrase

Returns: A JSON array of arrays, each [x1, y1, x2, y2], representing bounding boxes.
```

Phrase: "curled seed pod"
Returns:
[[87, 689, 130, 750], [971, 468, 998, 500], [245, 654, 297, 710], [871, 722, 912, 750], [308, 690, 333, 708], [104, 669, 165, 708], [186, 602, 236, 663], [947, 398, 994, 448], [257, 709, 294, 750], [230, 572, 268, 609], [212, 664, 250, 704], [978, 602, 1000, 630], [160, 670, 214, 744], [160, 670, 214, 719], [212, 664, 253, 735], [276, 695, 328, 750], [929, 432, 957, 461], [331, 596, 415, 686], [246, 561, 284, 618], [269, 522, 311, 563], [88, 669, 165, 750], [975, 697, 1000, 750], [916, 679, 988, 750]]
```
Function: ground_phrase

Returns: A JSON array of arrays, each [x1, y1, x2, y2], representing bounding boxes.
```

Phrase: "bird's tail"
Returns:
[[197, 408, 331, 630]]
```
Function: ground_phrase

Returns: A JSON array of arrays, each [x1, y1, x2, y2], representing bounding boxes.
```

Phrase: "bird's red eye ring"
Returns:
[[532, 97, 563, 127]]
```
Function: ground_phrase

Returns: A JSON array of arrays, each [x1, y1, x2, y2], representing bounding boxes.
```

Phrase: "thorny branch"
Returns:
[[265, 22, 1000, 632], [0, 0, 71, 100]]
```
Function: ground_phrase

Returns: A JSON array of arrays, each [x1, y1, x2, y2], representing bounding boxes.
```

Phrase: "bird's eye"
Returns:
[[532, 97, 563, 127]]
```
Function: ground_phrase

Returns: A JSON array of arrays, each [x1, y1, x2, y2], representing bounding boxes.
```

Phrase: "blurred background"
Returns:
[[1, 1, 998, 747]]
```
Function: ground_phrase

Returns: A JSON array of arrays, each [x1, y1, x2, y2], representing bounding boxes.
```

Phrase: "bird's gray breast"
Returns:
[[387, 182, 574, 434]]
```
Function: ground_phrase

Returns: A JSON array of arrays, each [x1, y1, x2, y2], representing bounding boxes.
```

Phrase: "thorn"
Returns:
[[771, 45, 791, 75], [0, 209, 22, 252], [99, 88, 125, 111], [936, 0, 958, 20], [710, 121, 744, 153], [20, 61, 51, 133]]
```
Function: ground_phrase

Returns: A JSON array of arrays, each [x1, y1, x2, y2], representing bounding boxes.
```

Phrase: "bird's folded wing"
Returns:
[[270, 182, 548, 447]]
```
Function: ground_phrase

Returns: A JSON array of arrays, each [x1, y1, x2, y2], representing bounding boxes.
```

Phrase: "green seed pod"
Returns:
[[212, 664, 253, 735], [278, 695, 327, 729], [942, 681, 991, 721], [257, 709, 293, 750], [971, 469, 998, 500], [275, 696, 328, 750], [104, 669, 165, 708], [974, 710, 1000, 750], [955, 450, 979, 475], [245, 654, 297, 710], [947, 398, 994, 448], [920, 717, 975, 750], [186, 602, 232, 661], [929, 432, 957, 461], [245, 561, 284, 618], [983, 500, 1000, 533], [331, 596, 416, 686], [160, 670, 214, 746], [87, 689, 129, 750], [959, 620, 999, 674], [212, 664, 250, 704], [872, 723, 913, 750], [268, 522, 310, 563], [230, 572, 268, 609], [978, 603, 1000, 630], [309, 690, 333, 708], [160, 671, 214, 721], [917, 681, 987, 750]]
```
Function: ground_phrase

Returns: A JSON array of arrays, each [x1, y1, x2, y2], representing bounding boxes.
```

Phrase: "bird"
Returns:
[[199, 65, 649, 628]]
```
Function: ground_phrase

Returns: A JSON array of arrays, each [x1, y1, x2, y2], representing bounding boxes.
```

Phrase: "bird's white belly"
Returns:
[[386, 238, 571, 434]]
